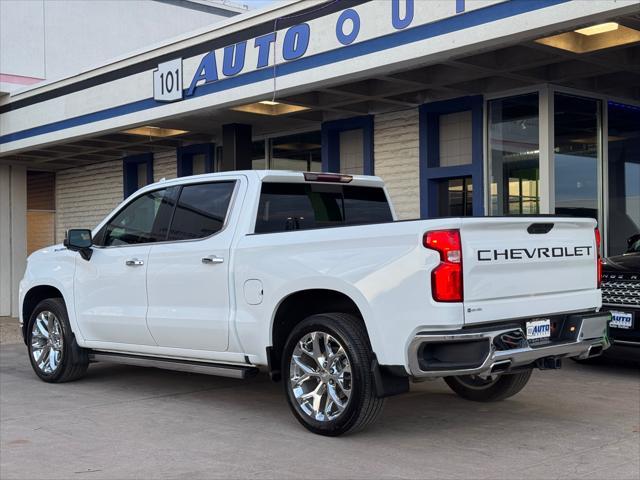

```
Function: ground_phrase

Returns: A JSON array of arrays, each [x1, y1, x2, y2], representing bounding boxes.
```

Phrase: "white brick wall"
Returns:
[[56, 159, 124, 242], [374, 109, 420, 220]]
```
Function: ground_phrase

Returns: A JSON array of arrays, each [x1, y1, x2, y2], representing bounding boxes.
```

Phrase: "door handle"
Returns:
[[125, 259, 144, 266], [202, 255, 224, 265]]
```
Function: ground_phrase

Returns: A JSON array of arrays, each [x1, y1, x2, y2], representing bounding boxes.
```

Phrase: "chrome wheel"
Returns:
[[30, 311, 64, 374], [289, 331, 352, 422]]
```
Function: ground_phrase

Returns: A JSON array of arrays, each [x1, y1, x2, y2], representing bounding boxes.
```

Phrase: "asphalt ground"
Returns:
[[1, 316, 638, 480]]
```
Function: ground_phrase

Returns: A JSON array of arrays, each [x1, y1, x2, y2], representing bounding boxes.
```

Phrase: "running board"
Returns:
[[89, 352, 259, 379]]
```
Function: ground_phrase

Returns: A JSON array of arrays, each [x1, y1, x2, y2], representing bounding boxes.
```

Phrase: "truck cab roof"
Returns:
[[147, 170, 386, 192]]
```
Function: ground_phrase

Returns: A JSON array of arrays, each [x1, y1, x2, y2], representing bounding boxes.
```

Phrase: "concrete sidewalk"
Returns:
[[1, 337, 638, 480], [0, 317, 21, 345]]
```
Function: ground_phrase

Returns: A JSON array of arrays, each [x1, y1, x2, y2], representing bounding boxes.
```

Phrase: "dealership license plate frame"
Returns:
[[609, 311, 633, 330], [526, 318, 551, 342]]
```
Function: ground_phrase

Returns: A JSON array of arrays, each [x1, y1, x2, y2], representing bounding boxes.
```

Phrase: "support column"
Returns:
[[0, 165, 26, 317], [539, 85, 554, 215], [0, 165, 12, 316], [221, 124, 252, 171]]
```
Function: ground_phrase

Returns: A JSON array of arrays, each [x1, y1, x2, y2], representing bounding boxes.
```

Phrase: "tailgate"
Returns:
[[461, 217, 600, 324]]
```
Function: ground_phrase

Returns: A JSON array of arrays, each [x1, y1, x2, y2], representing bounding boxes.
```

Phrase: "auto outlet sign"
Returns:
[[152, 0, 504, 102]]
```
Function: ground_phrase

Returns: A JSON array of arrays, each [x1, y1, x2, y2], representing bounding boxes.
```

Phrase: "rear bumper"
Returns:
[[408, 311, 610, 378]]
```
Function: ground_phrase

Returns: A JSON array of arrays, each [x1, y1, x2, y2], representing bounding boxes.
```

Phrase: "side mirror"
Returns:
[[64, 229, 93, 260]]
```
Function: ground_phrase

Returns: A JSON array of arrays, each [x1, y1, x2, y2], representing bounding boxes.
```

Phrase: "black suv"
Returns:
[[601, 234, 640, 359]]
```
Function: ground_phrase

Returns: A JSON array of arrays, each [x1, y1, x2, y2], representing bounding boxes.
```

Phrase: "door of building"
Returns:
[[26, 171, 56, 255]]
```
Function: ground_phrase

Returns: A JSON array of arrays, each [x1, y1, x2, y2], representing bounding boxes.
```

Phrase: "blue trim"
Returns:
[[1, 0, 569, 145], [419, 95, 484, 218], [177, 143, 215, 177], [321, 115, 374, 175], [123, 153, 154, 198]]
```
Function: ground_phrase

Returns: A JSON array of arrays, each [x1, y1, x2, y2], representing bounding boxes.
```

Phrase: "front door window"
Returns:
[[96, 188, 177, 246]]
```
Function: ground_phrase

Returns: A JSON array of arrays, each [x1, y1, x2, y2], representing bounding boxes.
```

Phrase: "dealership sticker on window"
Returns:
[[609, 311, 633, 329], [154, 58, 183, 102], [526, 318, 551, 341]]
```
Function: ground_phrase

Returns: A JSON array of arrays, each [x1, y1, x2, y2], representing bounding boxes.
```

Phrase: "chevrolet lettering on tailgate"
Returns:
[[477, 246, 593, 262]]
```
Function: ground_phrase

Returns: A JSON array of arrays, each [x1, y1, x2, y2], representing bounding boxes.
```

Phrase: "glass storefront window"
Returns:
[[554, 93, 600, 219], [252, 140, 266, 170], [488, 93, 540, 215], [607, 102, 640, 256], [270, 131, 321, 171], [191, 153, 207, 175], [437, 177, 473, 216]]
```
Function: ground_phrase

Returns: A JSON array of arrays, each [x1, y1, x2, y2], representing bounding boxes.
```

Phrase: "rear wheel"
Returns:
[[282, 313, 385, 436], [444, 370, 532, 402], [27, 298, 89, 383]]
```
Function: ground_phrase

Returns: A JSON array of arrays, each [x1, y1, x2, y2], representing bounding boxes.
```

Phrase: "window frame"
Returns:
[[123, 153, 154, 198], [177, 143, 215, 177], [166, 180, 237, 242], [320, 115, 374, 175], [419, 95, 483, 219], [93, 179, 239, 249]]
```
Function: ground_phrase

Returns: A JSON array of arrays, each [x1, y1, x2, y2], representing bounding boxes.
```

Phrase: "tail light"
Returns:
[[594, 227, 602, 288], [424, 229, 463, 302]]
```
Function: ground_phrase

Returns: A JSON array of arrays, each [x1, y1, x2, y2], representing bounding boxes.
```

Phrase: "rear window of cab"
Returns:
[[255, 182, 393, 234]]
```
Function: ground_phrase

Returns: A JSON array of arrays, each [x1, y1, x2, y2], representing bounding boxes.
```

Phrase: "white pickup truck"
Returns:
[[19, 170, 610, 436]]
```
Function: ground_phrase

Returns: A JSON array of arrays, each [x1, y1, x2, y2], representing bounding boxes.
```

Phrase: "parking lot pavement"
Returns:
[[0, 317, 21, 345], [1, 340, 638, 480]]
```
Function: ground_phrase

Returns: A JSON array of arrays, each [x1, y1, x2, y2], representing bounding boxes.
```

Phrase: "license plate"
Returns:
[[609, 311, 633, 330], [526, 319, 551, 341]]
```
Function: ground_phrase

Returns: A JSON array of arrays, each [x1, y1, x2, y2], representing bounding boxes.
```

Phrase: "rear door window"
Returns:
[[255, 183, 392, 233], [168, 181, 236, 241]]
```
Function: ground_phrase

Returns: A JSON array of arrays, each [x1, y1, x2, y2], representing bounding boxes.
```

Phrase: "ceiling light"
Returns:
[[123, 126, 188, 137], [535, 23, 640, 53], [231, 101, 309, 116], [575, 22, 619, 36]]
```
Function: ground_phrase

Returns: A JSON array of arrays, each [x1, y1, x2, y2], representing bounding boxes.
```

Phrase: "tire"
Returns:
[[444, 370, 533, 402], [27, 298, 89, 383], [282, 312, 385, 436]]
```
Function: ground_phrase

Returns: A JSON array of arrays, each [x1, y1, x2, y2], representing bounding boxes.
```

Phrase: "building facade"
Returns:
[[0, 0, 247, 94], [1, 0, 639, 317]]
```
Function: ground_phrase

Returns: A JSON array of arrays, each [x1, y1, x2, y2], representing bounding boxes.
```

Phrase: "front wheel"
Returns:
[[282, 313, 385, 436], [444, 370, 533, 402], [27, 298, 89, 383]]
